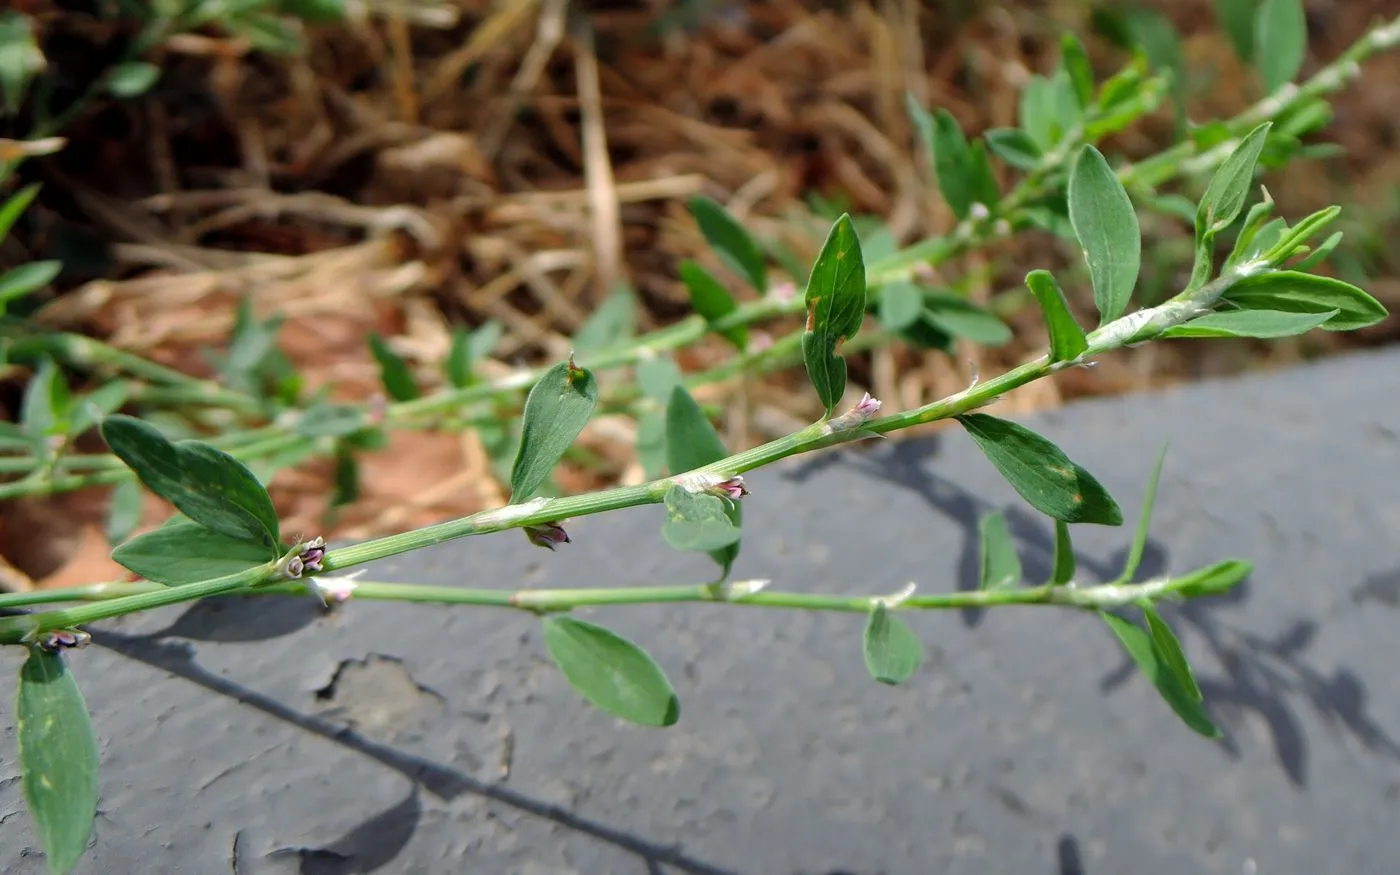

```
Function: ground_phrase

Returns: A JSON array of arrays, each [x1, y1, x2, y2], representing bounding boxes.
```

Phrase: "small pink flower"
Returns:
[[309, 574, 360, 606], [36, 629, 92, 652], [849, 392, 882, 420], [826, 392, 884, 434], [769, 281, 798, 303], [713, 476, 748, 502], [526, 522, 571, 551]]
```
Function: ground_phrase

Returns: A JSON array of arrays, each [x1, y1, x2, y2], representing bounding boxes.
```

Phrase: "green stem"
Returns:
[[0, 564, 1244, 635]]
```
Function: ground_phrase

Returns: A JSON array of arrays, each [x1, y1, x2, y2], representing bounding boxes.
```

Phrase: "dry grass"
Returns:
[[1, 0, 1398, 588]]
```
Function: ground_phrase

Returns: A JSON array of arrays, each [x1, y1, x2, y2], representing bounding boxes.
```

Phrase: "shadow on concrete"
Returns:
[[91, 627, 747, 875]]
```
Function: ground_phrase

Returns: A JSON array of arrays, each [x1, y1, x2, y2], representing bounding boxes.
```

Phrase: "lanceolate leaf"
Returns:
[[679, 260, 748, 349], [666, 385, 740, 575], [1024, 270, 1088, 362], [1067, 145, 1141, 323], [573, 284, 637, 353], [1254, 0, 1306, 93], [1173, 559, 1252, 598], [862, 604, 924, 685], [1196, 122, 1272, 238], [100, 415, 281, 550], [930, 109, 975, 219], [1118, 444, 1168, 583], [112, 517, 277, 585], [367, 333, 419, 402], [978, 511, 1022, 591], [17, 648, 100, 875], [0, 183, 42, 242], [801, 215, 867, 416], [1099, 610, 1220, 738], [877, 282, 924, 331], [1060, 32, 1096, 108], [0, 260, 61, 309], [1163, 309, 1336, 339], [983, 128, 1042, 172], [1143, 605, 1203, 701], [689, 195, 767, 292], [1049, 520, 1076, 586], [542, 616, 680, 727], [509, 359, 600, 502], [1220, 271, 1387, 331], [958, 413, 1123, 525]]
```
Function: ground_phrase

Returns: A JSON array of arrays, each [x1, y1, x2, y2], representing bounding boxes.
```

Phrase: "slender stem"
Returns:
[[0, 562, 1247, 632]]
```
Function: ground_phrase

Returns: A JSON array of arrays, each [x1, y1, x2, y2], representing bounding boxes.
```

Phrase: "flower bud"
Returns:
[[525, 522, 571, 551]]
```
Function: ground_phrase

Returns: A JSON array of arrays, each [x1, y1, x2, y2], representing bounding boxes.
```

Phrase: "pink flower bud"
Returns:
[[36, 629, 92, 653], [525, 522, 571, 551]]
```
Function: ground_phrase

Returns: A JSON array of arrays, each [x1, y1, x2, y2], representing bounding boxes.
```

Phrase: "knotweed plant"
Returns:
[[1, 7, 1398, 875]]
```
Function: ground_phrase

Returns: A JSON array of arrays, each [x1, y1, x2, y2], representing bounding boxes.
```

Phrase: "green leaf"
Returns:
[[509, 359, 600, 502], [100, 415, 282, 551], [1068, 146, 1141, 323], [978, 511, 1022, 590], [1060, 33, 1096, 108], [877, 281, 924, 331], [367, 333, 419, 402], [922, 293, 1011, 346], [0, 261, 61, 310], [1048, 520, 1076, 586], [573, 284, 636, 353], [1025, 270, 1088, 362], [22, 357, 70, 442], [1254, 0, 1306, 92], [983, 128, 1042, 172], [1291, 230, 1343, 271], [966, 141, 1000, 212], [106, 61, 160, 98], [1217, 0, 1259, 60], [660, 485, 741, 553], [111, 517, 276, 584], [957, 413, 1123, 525], [105, 478, 144, 546], [1163, 308, 1336, 339], [17, 648, 100, 875], [930, 109, 975, 219], [636, 411, 668, 480], [70, 381, 131, 437], [0, 182, 41, 242], [278, 0, 349, 23], [1220, 271, 1387, 331], [1099, 611, 1220, 737], [1173, 559, 1252, 598], [331, 448, 359, 507], [689, 195, 767, 291], [1195, 122, 1272, 242], [862, 604, 924, 685], [0, 12, 43, 114], [1019, 75, 1057, 150], [800, 214, 867, 416], [1047, 69, 1084, 142], [1143, 605, 1203, 701], [637, 355, 684, 403], [294, 403, 366, 439], [1118, 443, 1167, 583], [678, 260, 748, 349], [542, 616, 680, 727], [445, 321, 502, 388], [665, 384, 740, 574]]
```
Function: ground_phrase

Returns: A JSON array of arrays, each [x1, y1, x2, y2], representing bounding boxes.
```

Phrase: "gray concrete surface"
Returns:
[[3, 348, 1400, 875]]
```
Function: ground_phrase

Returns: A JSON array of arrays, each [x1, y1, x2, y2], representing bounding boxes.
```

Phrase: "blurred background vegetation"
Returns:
[[1, 0, 1397, 590]]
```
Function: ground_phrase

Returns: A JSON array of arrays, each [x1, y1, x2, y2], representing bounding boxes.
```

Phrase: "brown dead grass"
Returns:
[[2, 0, 1399, 588]]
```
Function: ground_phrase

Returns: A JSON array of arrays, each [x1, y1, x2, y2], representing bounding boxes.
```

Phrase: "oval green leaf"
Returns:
[[1068, 145, 1141, 323], [978, 511, 1022, 591], [111, 517, 277, 585], [679, 260, 748, 349], [923, 294, 1012, 346], [983, 128, 1042, 172], [17, 648, 100, 875], [930, 109, 974, 219], [689, 196, 767, 292], [1024, 269, 1088, 362], [542, 616, 680, 727], [957, 413, 1123, 525], [1099, 610, 1219, 737], [801, 214, 867, 415], [862, 604, 924, 685], [660, 485, 741, 554], [1220, 271, 1387, 331], [1163, 308, 1336, 339], [666, 385, 740, 575], [100, 415, 282, 550], [367, 333, 419, 402], [1254, 0, 1306, 92], [876, 282, 924, 331], [106, 61, 160, 98], [573, 284, 637, 353], [509, 359, 600, 502]]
